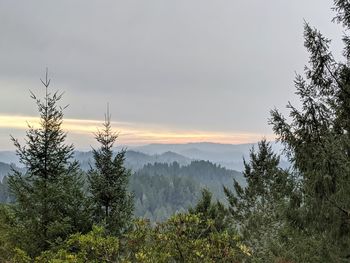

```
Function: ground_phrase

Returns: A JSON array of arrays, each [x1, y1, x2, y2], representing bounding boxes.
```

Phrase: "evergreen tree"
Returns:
[[189, 188, 229, 235], [8, 71, 90, 256], [224, 140, 292, 260], [88, 108, 133, 235], [269, 1, 350, 260]]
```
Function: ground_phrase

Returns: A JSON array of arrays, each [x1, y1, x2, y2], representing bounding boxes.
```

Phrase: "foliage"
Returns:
[[35, 226, 119, 263], [126, 214, 245, 263], [88, 110, 133, 235], [123, 191, 244, 262], [224, 140, 293, 261], [0, 204, 31, 263], [35, 213, 246, 263], [7, 187, 246, 262], [188, 188, 230, 234], [0, 159, 243, 223], [131, 170, 200, 221], [131, 160, 243, 221], [7, 72, 91, 256], [138, 160, 243, 189], [0, 204, 16, 261], [268, 1, 350, 261]]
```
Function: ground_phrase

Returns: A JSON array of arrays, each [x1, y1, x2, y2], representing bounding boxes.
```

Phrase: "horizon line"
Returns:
[[0, 114, 274, 148]]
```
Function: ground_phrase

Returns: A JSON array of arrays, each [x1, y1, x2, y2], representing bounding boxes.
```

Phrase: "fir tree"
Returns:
[[88, 108, 133, 235], [269, 1, 350, 260], [224, 140, 292, 260], [8, 70, 90, 256]]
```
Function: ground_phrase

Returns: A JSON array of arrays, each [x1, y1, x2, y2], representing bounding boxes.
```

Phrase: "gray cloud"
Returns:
[[0, 0, 344, 141]]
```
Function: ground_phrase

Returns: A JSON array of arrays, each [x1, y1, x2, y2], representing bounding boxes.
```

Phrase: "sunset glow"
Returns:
[[0, 114, 272, 146]]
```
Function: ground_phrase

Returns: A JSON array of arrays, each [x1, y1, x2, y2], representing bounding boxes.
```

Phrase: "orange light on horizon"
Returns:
[[0, 114, 274, 145]]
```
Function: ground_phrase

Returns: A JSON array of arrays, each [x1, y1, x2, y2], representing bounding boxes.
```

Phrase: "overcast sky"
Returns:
[[0, 1, 344, 149]]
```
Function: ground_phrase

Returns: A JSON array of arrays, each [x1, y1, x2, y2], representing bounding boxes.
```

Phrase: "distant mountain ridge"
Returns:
[[132, 142, 258, 153], [130, 142, 288, 171], [0, 142, 289, 172], [0, 149, 191, 172], [73, 150, 192, 171]]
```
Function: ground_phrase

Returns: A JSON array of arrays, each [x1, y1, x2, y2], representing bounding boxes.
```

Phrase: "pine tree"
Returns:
[[88, 108, 133, 235], [269, 1, 350, 260], [8, 71, 90, 256]]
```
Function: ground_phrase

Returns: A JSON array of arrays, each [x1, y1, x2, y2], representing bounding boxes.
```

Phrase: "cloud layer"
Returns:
[[0, 1, 343, 147]]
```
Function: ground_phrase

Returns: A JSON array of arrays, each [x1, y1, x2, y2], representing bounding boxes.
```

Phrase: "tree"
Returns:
[[88, 108, 133, 235], [269, 1, 350, 260], [36, 226, 120, 263], [224, 140, 292, 261], [8, 71, 90, 256], [35, 214, 248, 263], [188, 188, 229, 235]]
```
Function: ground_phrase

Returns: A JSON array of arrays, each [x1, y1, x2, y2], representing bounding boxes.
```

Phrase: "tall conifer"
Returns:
[[224, 140, 292, 259], [269, 1, 350, 260], [8, 70, 90, 255], [88, 107, 133, 235]]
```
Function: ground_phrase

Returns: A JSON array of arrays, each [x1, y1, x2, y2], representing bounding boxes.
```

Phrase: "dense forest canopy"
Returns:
[[131, 160, 243, 221], [0, 160, 244, 222]]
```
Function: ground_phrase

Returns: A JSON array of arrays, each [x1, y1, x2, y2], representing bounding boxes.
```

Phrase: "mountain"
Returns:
[[0, 142, 289, 172], [0, 150, 191, 172], [131, 160, 244, 221], [152, 151, 190, 165], [73, 150, 191, 171], [125, 150, 190, 170], [131, 142, 287, 171]]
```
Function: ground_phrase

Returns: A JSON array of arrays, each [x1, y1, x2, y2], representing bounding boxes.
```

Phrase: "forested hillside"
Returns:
[[130, 160, 243, 221], [0, 159, 243, 221], [0, 147, 244, 222]]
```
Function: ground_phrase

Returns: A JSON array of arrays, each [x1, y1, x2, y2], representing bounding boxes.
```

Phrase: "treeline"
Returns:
[[0, 160, 242, 222], [131, 166, 200, 222], [2, 1, 350, 261], [130, 160, 243, 221], [74, 149, 192, 172]]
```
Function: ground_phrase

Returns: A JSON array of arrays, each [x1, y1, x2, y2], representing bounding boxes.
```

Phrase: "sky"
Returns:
[[0, 0, 344, 150]]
